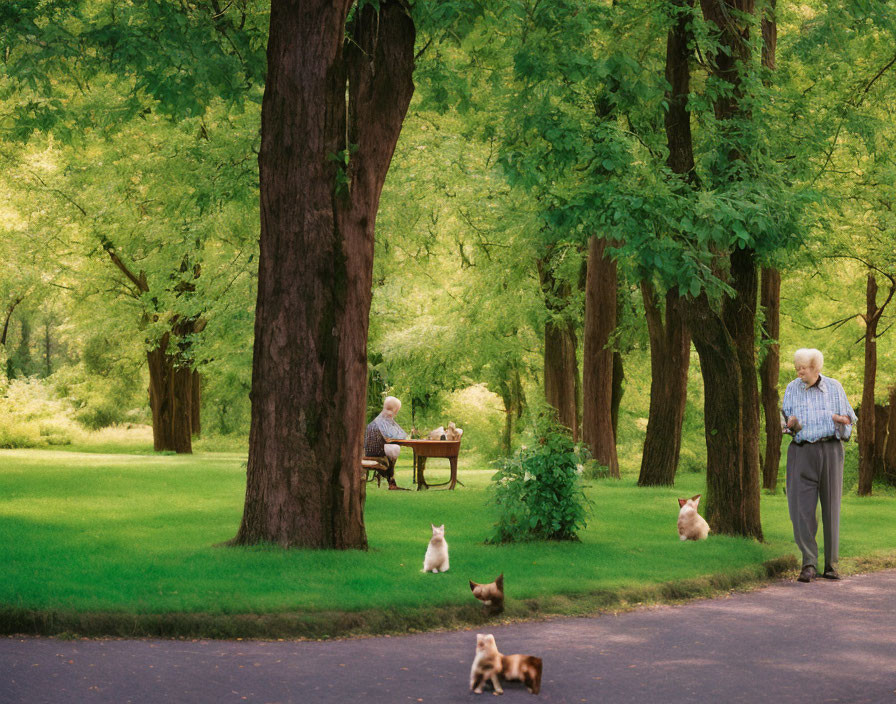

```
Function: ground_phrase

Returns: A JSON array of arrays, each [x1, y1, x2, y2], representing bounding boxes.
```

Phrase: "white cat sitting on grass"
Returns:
[[423, 524, 450, 573], [677, 494, 710, 541]]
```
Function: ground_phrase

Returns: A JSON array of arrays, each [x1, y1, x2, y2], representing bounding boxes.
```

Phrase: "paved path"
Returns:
[[3, 570, 896, 704]]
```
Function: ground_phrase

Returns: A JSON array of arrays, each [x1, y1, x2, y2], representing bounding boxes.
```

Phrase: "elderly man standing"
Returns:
[[364, 396, 408, 490], [782, 348, 857, 583]]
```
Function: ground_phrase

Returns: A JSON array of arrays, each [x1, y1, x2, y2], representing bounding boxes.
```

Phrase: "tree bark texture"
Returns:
[[498, 364, 526, 456], [639, 284, 690, 486], [611, 348, 624, 442], [1, 296, 23, 348], [537, 255, 581, 441], [191, 370, 202, 436], [685, 0, 763, 540], [232, 0, 415, 549], [582, 236, 619, 476], [686, 292, 761, 539], [636, 0, 694, 487], [147, 332, 194, 454], [885, 386, 896, 486], [759, 266, 782, 491], [858, 273, 878, 496], [664, 0, 698, 183], [872, 403, 888, 481]]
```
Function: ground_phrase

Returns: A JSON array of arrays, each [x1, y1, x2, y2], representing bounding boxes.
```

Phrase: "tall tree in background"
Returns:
[[583, 236, 619, 476], [537, 248, 582, 441], [758, 0, 782, 492], [858, 271, 895, 495], [638, 0, 694, 487], [231, 0, 415, 549]]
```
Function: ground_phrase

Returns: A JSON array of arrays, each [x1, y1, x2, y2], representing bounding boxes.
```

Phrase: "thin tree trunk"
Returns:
[[758, 3, 780, 492], [639, 284, 690, 486], [759, 267, 782, 491], [611, 348, 624, 442], [537, 254, 581, 441], [636, 0, 694, 488], [884, 385, 896, 486], [582, 236, 619, 476], [498, 364, 525, 456], [232, 0, 415, 548], [858, 273, 878, 496], [1, 296, 23, 348], [191, 370, 202, 437], [44, 319, 52, 377], [872, 403, 888, 481]]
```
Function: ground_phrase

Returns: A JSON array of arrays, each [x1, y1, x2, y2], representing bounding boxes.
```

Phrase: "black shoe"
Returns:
[[797, 565, 817, 583], [821, 566, 841, 580]]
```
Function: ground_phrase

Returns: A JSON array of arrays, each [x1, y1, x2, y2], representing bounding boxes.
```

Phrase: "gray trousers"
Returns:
[[785, 440, 844, 570]]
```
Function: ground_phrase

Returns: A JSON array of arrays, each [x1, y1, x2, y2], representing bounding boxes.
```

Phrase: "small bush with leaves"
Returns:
[[488, 420, 592, 543]]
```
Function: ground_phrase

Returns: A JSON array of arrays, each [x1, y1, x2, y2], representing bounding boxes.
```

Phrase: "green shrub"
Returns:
[[75, 403, 127, 431], [488, 417, 592, 543], [0, 378, 84, 448]]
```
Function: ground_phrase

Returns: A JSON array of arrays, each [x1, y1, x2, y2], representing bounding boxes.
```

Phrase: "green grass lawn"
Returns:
[[1, 447, 895, 637]]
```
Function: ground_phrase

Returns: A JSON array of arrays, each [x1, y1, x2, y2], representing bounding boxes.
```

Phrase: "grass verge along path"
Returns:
[[2, 449, 895, 639]]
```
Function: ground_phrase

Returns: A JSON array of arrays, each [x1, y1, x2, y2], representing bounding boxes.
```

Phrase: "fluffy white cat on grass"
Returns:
[[423, 524, 450, 573]]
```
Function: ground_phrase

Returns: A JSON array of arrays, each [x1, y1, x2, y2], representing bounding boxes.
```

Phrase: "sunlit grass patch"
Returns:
[[1, 447, 894, 638]]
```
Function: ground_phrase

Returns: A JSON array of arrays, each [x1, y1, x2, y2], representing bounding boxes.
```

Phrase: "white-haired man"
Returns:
[[782, 348, 857, 583], [364, 396, 408, 490]]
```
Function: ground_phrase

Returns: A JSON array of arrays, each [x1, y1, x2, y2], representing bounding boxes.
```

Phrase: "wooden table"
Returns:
[[387, 439, 462, 490]]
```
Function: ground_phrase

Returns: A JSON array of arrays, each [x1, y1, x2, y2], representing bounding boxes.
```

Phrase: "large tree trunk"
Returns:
[[687, 292, 762, 539], [724, 247, 763, 538], [687, 0, 763, 540], [858, 273, 878, 496], [582, 236, 619, 476], [537, 254, 581, 440], [759, 267, 782, 491], [232, 0, 415, 549], [639, 284, 690, 486], [147, 332, 193, 453]]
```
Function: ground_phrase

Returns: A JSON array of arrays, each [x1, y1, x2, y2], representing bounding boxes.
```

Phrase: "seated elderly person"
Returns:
[[364, 396, 408, 490]]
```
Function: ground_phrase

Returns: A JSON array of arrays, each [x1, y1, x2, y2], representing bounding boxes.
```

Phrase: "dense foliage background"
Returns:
[[1, 0, 894, 490]]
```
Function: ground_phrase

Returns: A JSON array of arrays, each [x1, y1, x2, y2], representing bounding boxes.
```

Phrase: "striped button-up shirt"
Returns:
[[781, 374, 857, 443]]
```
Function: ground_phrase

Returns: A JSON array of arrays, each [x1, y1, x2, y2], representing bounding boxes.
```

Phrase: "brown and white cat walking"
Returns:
[[469, 633, 542, 695], [677, 494, 710, 541], [422, 524, 450, 573]]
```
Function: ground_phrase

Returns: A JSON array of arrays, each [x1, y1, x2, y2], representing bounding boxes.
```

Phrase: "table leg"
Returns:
[[447, 456, 458, 490], [417, 456, 428, 490]]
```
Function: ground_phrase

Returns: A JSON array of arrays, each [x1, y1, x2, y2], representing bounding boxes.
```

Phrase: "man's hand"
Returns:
[[832, 414, 851, 425], [786, 416, 802, 433]]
